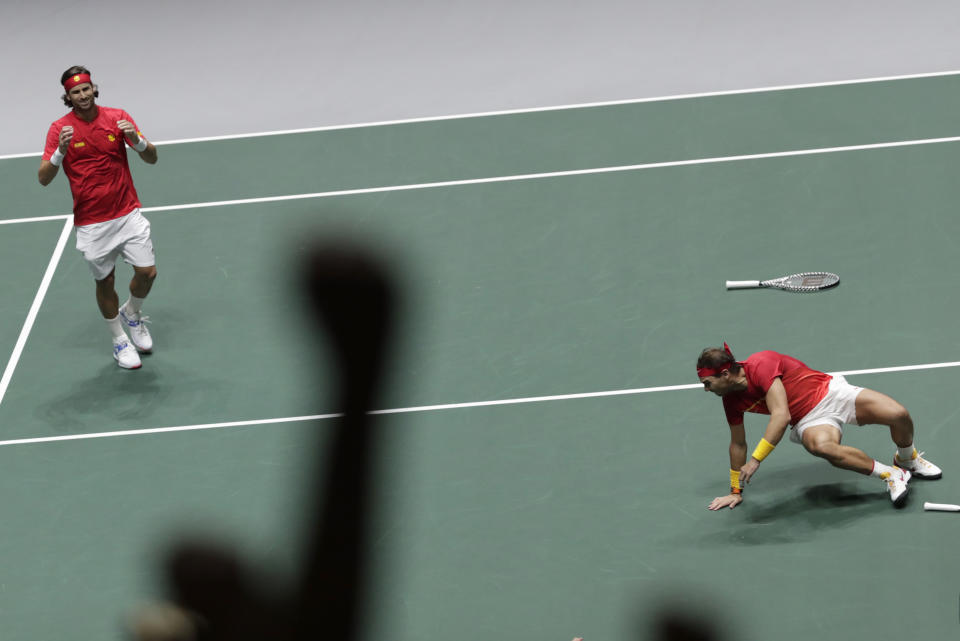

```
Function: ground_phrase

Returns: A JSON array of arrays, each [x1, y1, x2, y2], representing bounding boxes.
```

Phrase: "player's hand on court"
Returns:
[[708, 493, 743, 510], [117, 119, 140, 143], [739, 458, 760, 484], [58, 126, 73, 152]]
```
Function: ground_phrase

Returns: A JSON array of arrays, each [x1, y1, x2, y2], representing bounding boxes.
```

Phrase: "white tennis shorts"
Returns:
[[789, 374, 864, 443], [75, 209, 155, 280]]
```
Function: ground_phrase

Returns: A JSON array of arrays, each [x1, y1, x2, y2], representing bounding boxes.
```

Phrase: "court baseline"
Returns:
[[0, 359, 957, 448], [2, 68, 956, 160], [2, 133, 959, 226]]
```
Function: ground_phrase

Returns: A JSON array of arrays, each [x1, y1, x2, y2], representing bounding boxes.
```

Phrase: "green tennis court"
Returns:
[[1, 73, 959, 640]]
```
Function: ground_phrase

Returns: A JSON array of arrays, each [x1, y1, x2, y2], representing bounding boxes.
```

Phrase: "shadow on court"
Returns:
[[745, 483, 885, 525], [38, 363, 227, 433], [687, 482, 888, 548], [40, 365, 168, 429]]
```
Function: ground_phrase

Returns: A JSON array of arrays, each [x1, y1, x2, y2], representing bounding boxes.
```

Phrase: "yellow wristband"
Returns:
[[730, 469, 741, 491], [751, 438, 776, 462]]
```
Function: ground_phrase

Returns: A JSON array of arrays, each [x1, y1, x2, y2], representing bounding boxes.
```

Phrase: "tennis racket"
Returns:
[[725, 272, 840, 292], [923, 502, 960, 512]]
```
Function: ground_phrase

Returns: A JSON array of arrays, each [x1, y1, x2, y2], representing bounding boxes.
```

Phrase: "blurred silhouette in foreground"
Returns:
[[127, 237, 726, 641], [129, 239, 396, 641]]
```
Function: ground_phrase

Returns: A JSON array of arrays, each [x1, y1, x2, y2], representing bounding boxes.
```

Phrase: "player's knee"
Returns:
[[136, 266, 157, 282], [889, 404, 911, 425], [96, 272, 115, 288], [805, 439, 838, 461]]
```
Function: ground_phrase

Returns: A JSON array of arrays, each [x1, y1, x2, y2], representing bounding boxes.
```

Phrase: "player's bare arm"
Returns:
[[117, 119, 158, 164], [38, 159, 58, 186], [708, 422, 747, 510], [38, 125, 73, 186], [739, 378, 790, 484]]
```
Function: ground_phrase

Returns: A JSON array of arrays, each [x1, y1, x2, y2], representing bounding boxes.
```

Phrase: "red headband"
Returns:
[[64, 73, 92, 91], [697, 342, 736, 378]]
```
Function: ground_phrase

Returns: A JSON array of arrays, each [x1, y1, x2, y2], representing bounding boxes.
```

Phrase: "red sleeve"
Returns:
[[42, 123, 60, 161], [723, 397, 744, 425], [746, 352, 785, 393]]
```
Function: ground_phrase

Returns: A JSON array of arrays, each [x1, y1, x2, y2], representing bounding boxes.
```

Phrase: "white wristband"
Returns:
[[133, 137, 148, 152], [50, 147, 65, 167]]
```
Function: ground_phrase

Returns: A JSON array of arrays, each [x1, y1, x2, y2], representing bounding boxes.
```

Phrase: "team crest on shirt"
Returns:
[[73, 142, 85, 148], [108, 134, 116, 141]]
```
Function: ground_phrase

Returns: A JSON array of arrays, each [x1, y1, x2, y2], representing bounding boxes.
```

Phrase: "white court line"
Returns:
[[3, 133, 960, 227], [134, 135, 960, 212], [117, 69, 960, 147], [0, 217, 73, 408], [0, 360, 958, 447], [0, 214, 70, 226], [2, 69, 958, 160]]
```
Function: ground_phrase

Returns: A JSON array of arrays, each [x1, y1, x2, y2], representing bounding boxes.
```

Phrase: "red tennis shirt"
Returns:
[[43, 106, 143, 226], [722, 351, 832, 426]]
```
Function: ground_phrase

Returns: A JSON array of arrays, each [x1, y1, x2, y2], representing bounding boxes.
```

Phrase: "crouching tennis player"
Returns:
[[697, 344, 942, 509]]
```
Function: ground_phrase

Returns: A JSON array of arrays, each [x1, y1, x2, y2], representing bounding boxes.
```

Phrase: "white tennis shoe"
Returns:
[[113, 335, 142, 369], [894, 450, 942, 480], [119, 304, 153, 353], [880, 467, 911, 507]]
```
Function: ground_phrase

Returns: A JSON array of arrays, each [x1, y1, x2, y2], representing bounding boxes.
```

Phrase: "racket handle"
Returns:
[[923, 502, 960, 512], [725, 280, 761, 290]]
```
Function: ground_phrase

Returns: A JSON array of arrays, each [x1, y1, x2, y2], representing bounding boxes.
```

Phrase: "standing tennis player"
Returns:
[[697, 344, 942, 508], [38, 66, 158, 369]]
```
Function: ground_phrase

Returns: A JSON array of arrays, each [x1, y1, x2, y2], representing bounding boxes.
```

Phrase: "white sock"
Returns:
[[870, 461, 896, 478], [896, 445, 916, 462], [105, 315, 125, 339], [124, 295, 145, 315]]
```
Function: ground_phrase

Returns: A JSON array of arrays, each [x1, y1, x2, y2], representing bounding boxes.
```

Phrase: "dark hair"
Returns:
[[60, 65, 99, 107], [696, 347, 741, 374]]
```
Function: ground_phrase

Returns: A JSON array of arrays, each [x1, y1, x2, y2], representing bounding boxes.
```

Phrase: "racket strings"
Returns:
[[774, 272, 840, 292]]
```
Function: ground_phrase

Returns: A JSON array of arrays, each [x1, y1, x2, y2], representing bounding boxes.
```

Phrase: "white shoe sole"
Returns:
[[889, 469, 911, 508], [891, 486, 909, 508], [893, 458, 942, 480], [114, 349, 142, 369]]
